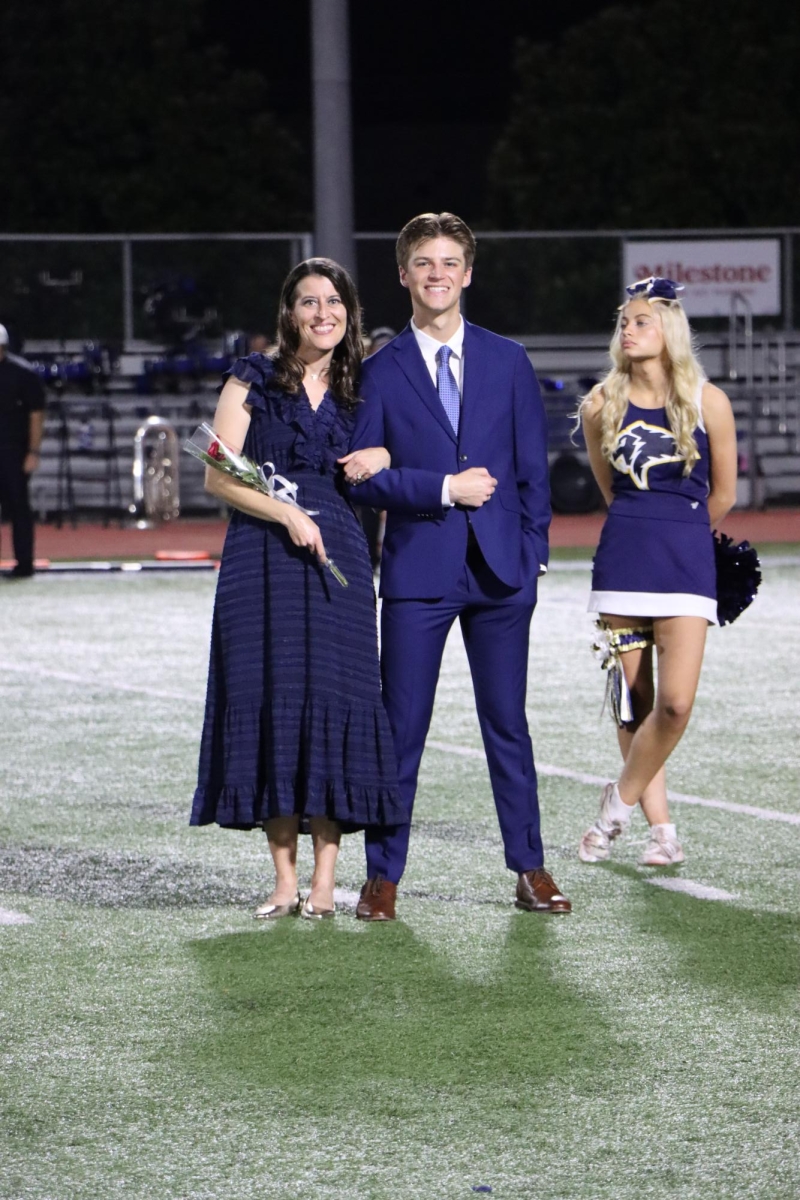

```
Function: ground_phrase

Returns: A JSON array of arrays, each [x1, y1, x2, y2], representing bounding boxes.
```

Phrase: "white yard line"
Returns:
[[3, 663, 797, 829], [0, 661, 197, 703], [427, 739, 800, 827], [0, 908, 33, 925], [645, 878, 738, 902]]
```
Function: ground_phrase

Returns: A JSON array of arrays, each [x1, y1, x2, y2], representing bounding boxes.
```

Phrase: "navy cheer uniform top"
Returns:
[[589, 385, 717, 624]]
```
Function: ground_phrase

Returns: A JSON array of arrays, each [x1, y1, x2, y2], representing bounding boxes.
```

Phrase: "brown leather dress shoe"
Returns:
[[356, 877, 397, 921], [515, 869, 572, 914]]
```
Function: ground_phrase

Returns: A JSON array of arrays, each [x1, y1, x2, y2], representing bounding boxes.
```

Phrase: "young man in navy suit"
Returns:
[[341, 212, 571, 920]]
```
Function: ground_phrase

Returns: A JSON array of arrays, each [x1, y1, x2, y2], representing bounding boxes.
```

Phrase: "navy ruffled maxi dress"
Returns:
[[190, 354, 403, 833]]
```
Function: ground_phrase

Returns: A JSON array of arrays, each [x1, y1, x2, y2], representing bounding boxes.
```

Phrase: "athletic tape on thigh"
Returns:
[[591, 620, 654, 728]]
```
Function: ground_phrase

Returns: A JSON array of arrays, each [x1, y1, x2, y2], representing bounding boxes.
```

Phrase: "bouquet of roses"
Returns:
[[183, 422, 348, 586]]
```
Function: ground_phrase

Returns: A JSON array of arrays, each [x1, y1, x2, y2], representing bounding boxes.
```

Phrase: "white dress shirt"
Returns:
[[411, 317, 465, 394], [410, 318, 464, 506], [409, 318, 546, 574]]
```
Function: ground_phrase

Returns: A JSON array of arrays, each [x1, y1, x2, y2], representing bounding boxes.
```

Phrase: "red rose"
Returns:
[[208, 440, 225, 461]]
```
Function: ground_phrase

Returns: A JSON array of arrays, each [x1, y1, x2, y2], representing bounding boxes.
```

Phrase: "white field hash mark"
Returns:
[[0, 661, 196, 704], [3, 662, 797, 829], [0, 908, 33, 925], [645, 878, 738, 902]]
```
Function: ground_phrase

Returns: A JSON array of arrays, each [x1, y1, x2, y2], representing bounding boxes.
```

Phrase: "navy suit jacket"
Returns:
[[346, 320, 551, 599]]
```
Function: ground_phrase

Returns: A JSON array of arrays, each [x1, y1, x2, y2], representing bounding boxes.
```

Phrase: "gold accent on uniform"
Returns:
[[592, 620, 655, 727]]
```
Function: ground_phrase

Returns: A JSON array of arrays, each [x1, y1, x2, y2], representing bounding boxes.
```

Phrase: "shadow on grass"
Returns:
[[605, 863, 800, 1007], [187, 913, 635, 1095]]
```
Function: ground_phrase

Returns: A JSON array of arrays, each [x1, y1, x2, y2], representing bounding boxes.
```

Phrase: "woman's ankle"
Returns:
[[270, 877, 298, 900]]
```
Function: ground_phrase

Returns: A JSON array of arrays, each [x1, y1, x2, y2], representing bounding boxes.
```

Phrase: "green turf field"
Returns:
[[1, 559, 799, 1199]]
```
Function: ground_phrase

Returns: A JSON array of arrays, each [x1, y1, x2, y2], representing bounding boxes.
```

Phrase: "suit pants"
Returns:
[[366, 537, 543, 883], [0, 450, 34, 572]]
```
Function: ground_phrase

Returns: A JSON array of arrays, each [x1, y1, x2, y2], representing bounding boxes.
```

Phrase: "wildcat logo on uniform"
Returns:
[[611, 421, 682, 490]]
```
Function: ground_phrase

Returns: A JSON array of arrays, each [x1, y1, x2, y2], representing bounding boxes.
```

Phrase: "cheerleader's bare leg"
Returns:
[[610, 619, 670, 826], [579, 615, 703, 863], [617, 615, 707, 806]]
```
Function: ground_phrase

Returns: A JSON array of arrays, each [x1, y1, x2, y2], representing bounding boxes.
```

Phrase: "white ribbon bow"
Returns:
[[257, 461, 319, 516]]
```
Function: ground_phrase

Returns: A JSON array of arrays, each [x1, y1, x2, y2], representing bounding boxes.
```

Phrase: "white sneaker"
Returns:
[[639, 825, 685, 866], [578, 782, 626, 863]]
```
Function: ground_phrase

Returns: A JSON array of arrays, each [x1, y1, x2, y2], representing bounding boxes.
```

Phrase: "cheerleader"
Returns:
[[578, 277, 738, 865]]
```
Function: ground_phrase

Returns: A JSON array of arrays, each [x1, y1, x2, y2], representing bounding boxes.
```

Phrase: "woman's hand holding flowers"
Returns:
[[282, 508, 328, 563]]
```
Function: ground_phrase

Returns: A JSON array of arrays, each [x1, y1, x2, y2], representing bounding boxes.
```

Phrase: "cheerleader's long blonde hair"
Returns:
[[580, 297, 705, 474]]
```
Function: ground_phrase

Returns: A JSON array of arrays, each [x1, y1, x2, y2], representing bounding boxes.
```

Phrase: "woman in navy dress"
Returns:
[[577, 277, 738, 866], [191, 259, 403, 918]]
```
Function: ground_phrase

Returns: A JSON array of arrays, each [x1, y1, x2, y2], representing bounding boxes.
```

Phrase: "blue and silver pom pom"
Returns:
[[713, 532, 761, 626]]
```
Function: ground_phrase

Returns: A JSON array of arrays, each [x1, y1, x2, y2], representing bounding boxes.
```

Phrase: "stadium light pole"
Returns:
[[311, 0, 356, 277]]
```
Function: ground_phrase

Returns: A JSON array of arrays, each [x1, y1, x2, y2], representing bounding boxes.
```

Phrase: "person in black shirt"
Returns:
[[0, 325, 46, 578]]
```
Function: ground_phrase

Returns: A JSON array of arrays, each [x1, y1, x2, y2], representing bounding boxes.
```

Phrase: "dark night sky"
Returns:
[[210, 1, 629, 228]]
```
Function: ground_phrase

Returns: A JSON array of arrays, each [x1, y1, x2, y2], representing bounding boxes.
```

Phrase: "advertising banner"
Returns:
[[622, 239, 781, 316]]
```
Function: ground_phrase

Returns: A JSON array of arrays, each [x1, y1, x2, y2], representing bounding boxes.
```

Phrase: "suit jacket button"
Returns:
[[459, 454, 468, 462]]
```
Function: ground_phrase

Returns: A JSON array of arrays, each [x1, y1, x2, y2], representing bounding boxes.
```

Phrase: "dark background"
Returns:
[[0, 0, 798, 338], [1, 0, 797, 234], [208, 0, 630, 229]]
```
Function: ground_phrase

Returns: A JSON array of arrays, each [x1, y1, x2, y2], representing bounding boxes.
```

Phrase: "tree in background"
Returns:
[[0, 0, 307, 231], [471, 0, 800, 333], [487, 0, 800, 230]]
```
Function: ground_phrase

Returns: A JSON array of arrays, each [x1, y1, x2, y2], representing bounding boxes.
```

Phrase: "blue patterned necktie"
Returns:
[[436, 345, 460, 436]]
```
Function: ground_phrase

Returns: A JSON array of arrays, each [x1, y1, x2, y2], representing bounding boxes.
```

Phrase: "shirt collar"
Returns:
[[411, 317, 464, 361]]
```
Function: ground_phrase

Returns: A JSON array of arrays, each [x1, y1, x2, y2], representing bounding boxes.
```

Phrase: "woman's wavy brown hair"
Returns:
[[272, 258, 364, 410]]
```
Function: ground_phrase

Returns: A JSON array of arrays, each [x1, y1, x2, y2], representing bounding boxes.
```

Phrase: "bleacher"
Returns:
[[18, 325, 800, 525], [526, 330, 800, 510], [31, 388, 220, 524]]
